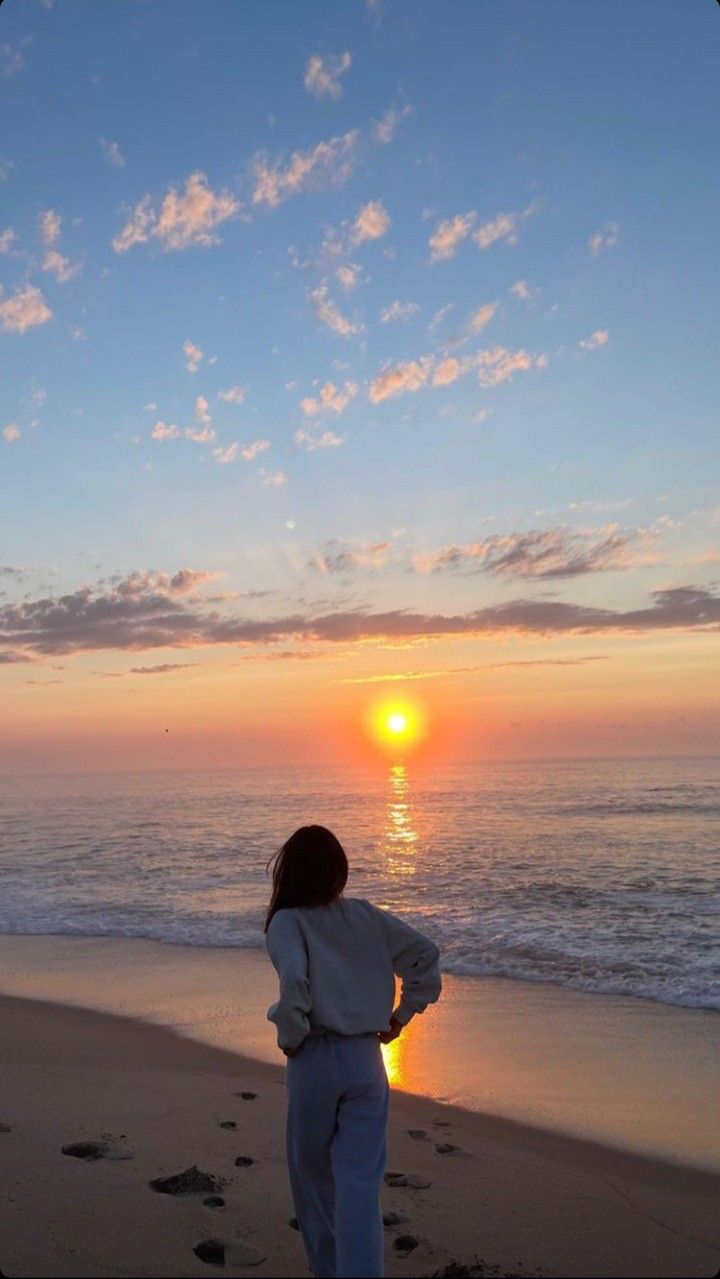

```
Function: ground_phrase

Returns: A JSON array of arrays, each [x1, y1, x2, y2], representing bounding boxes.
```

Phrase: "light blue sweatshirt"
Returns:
[[265, 897, 442, 1052]]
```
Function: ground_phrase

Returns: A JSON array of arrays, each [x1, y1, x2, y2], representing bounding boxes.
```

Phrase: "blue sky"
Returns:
[[1, 0, 719, 766]]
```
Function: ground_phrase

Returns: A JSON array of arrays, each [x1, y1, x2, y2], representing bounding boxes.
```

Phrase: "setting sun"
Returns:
[[365, 699, 427, 754]]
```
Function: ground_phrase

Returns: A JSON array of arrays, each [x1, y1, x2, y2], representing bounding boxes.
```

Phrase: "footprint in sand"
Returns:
[[0, 1123, 11, 1134], [234, 1156, 255, 1167], [62, 1138, 133, 1162], [219, 1120, 237, 1130], [193, 1238, 266, 1268], [434, 1142, 458, 1155], [382, 1211, 406, 1228], [234, 1091, 257, 1101], [394, 1234, 419, 1255], [432, 1120, 451, 1128], [407, 1128, 428, 1140], [384, 1172, 432, 1190], [289, 1217, 300, 1231], [150, 1166, 225, 1196], [203, 1196, 225, 1209]]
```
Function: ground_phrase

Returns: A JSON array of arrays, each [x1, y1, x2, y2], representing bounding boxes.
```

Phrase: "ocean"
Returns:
[[1, 756, 718, 1012]]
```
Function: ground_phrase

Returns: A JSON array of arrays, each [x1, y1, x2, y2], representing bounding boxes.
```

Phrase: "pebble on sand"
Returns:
[[150, 1166, 224, 1196]]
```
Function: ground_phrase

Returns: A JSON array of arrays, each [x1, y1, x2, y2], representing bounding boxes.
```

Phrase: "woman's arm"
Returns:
[[375, 908, 442, 1027], [265, 910, 311, 1053]]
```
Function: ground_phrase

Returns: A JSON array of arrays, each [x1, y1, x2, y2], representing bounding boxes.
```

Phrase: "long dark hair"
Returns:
[[265, 825, 348, 931]]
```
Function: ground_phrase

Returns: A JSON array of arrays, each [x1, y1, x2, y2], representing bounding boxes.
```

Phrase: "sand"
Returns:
[[0, 994, 718, 1279]]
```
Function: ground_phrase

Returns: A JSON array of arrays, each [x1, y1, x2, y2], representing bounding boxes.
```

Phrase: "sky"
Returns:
[[1, 0, 719, 772]]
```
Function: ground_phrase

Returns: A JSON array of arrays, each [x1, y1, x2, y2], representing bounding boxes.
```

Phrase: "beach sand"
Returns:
[[1, 993, 718, 1279]]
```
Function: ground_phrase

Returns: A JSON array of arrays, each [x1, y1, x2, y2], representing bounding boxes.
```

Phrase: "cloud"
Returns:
[[578, 329, 609, 351], [183, 339, 203, 372], [369, 345, 544, 401], [294, 427, 344, 451], [510, 279, 535, 302], [432, 356, 461, 387], [213, 443, 238, 464], [588, 222, 619, 255], [195, 395, 211, 425], [414, 527, 660, 579], [151, 420, 181, 441], [213, 438, 270, 464], [429, 303, 454, 332], [304, 52, 352, 100], [473, 211, 518, 250], [373, 105, 411, 144], [113, 172, 239, 252], [336, 263, 360, 291], [300, 380, 357, 416], [252, 130, 360, 208], [380, 299, 419, 324], [39, 210, 61, 245], [129, 663, 193, 675], [3, 572, 718, 661], [0, 229, 16, 253], [351, 200, 390, 244], [3, 423, 20, 442], [369, 357, 432, 403], [310, 284, 360, 338], [260, 469, 286, 486], [217, 385, 245, 403], [476, 346, 545, 387], [469, 301, 497, 333], [428, 211, 476, 262], [42, 249, 80, 283], [341, 655, 609, 684], [101, 138, 126, 168], [0, 285, 53, 333], [1, 43, 26, 76], [313, 540, 391, 574], [0, 157, 13, 183]]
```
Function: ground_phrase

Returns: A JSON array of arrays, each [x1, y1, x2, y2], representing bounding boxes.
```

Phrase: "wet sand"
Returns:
[[1, 993, 718, 1279], [0, 934, 718, 1170]]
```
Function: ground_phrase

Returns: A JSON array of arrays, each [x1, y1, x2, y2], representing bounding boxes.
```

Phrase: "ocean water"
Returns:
[[1, 757, 718, 1012]]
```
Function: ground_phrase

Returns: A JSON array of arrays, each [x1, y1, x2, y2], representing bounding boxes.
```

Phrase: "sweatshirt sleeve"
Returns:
[[375, 907, 442, 1027], [265, 910, 311, 1051]]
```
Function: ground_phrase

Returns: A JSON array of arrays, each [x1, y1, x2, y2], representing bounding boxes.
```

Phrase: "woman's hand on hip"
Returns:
[[377, 1016, 402, 1044]]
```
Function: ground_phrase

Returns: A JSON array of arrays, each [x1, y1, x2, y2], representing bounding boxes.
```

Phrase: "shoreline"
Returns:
[[1, 992, 718, 1278], [1, 933, 718, 1173]]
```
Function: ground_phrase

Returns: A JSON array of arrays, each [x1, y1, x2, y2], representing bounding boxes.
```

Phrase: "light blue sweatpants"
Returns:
[[286, 1032, 389, 1279]]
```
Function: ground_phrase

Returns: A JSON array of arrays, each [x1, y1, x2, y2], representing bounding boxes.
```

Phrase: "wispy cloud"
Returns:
[[300, 380, 357, 416], [294, 427, 344, 451], [151, 420, 181, 441], [213, 438, 270, 464], [336, 263, 361, 292], [380, 299, 419, 324], [414, 527, 661, 579], [369, 357, 432, 403], [588, 222, 619, 256], [101, 138, 126, 168], [252, 130, 360, 208], [578, 329, 609, 351], [3, 423, 20, 443], [3, 572, 718, 661], [38, 210, 80, 281], [304, 52, 352, 100], [217, 385, 245, 404], [313, 540, 391, 574], [351, 199, 391, 245], [260, 468, 287, 486], [1, 43, 26, 77], [428, 211, 476, 262], [0, 285, 53, 333], [469, 301, 497, 333], [373, 104, 412, 144], [310, 284, 360, 338], [341, 656, 609, 684], [183, 339, 203, 372], [0, 229, 16, 254], [113, 172, 240, 252]]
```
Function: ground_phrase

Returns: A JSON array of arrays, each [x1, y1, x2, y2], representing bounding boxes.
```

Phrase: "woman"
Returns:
[[265, 824, 441, 1279]]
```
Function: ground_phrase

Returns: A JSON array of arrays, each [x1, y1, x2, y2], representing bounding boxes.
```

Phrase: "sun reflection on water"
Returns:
[[382, 762, 418, 879]]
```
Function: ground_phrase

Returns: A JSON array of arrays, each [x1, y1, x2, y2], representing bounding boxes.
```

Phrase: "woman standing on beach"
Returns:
[[265, 825, 441, 1279]]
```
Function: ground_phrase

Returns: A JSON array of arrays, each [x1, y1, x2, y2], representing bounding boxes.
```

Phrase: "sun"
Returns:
[[365, 699, 426, 754], [387, 711, 409, 735]]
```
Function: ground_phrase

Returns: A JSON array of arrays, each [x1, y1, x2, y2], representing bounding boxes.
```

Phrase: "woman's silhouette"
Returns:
[[265, 824, 441, 1279]]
